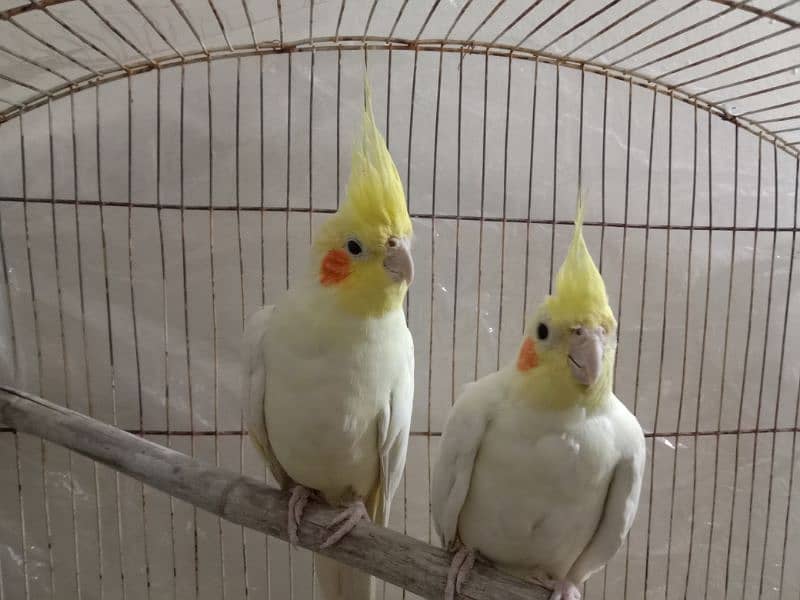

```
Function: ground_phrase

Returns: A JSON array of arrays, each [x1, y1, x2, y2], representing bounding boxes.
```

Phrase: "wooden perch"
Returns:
[[0, 386, 548, 600]]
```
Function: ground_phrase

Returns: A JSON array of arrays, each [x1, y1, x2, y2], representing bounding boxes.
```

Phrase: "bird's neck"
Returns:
[[295, 282, 406, 335], [513, 364, 613, 412]]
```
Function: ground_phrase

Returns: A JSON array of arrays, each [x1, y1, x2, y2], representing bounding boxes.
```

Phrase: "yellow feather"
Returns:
[[544, 189, 616, 332], [336, 77, 412, 241]]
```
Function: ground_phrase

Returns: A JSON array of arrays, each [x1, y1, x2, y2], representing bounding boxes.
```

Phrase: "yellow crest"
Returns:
[[544, 190, 616, 330], [337, 77, 412, 239]]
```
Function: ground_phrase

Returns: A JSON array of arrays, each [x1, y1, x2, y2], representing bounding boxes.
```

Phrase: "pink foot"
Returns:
[[444, 545, 475, 600], [288, 485, 313, 545], [546, 580, 581, 600], [319, 499, 369, 549]]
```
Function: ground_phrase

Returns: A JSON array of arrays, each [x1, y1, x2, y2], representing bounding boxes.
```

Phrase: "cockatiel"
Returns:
[[242, 79, 414, 600], [431, 195, 645, 600]]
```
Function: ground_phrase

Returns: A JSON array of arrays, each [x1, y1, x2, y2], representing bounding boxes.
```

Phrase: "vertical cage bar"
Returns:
[[284, 51, 293, 600], [691, 107, 715, 596], [176, 62, 200, 598], [308, 0, 315, 245], [577, 63, 587, 600], [472, 50, 488, 380], [520, 56, 538, 329], [259, 55, 267, 305], [664, 94, 694, 599], [599, 71, 609, 600], [424, 46, 444, 543], [95, 83, 128, 600], [723, 131, 762, 599], [20, 107, 57, 600], [153, 67, 179, 600], [259, 52, 270, 597], [616, 79, 637, 594], [0, 542, 4, 600], [68, 88, 105, 600], [704, 124, 740, 600], [577, 67, 585, 190], [336, 48, 341, 210], [0, 108, 21, 600], [495, 54, 511, 371], [613, 81, 633, 396], [641, 87, 662, 599], [548, 64, 560, 293], [400, 43, 421, 600], [12, 432, 31, 599], [778, 158, 800, 599], [205, 58, 227, 600], [46, 94, 83, 599], [741, 134, 773, 600], [684, 101, 712, 597], [757, 143, 790, 597], [450, 48, 465, 407], [233, 55, 251, 599], [125, 73, 152, 600]]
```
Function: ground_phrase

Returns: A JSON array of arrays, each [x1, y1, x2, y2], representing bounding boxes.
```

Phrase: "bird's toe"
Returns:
[[320, 500, 369, 549], [547, 580, 581, 600], [287, 485, 313, 546]]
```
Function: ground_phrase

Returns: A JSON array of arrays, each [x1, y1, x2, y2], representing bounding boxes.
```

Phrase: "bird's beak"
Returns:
[[567, 327, 605, 386], [384, 236, 414, 285]]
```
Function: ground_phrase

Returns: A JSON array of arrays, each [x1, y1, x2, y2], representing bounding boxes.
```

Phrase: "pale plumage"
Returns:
[[432, 193, 645, 600], [243, 77, 414, 600]]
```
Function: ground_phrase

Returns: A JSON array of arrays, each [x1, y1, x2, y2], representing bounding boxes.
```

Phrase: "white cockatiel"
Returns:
[[431, 197, 645, 600], [243, 80, 414, 600]]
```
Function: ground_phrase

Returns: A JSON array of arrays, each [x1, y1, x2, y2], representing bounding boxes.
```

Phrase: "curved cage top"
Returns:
[[0, 0, 799, 156]]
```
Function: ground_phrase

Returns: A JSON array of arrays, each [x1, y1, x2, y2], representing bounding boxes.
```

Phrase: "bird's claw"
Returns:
[[320, 500, 369, 549], [287, 485, 313, 546], [444, 545, 475, 600], [545, 579, 581, 600]]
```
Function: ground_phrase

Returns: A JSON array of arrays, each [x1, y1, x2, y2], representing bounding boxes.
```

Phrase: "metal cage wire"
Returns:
[[0, 0, 799, 599]]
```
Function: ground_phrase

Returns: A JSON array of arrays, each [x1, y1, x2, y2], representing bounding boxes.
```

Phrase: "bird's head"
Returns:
[[313, 78, 413, 318], [515, 193, 617, 409]]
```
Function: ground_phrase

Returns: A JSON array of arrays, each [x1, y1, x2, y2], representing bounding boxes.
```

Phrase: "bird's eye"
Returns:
[[536, 322, 549, 341], [346, 239, 363, 256]]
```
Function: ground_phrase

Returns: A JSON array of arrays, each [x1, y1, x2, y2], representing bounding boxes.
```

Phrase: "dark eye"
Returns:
[[536, 322, 549, 341], [346, 239, 363, 256]]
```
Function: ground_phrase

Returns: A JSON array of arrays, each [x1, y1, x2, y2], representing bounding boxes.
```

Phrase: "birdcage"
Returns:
[[0, 0, 798, 598]]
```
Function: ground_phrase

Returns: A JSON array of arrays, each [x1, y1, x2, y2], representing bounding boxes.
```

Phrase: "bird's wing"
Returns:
[[567, 413, 646, 583], [372, 327, 414, 526], [242, 305, 292, 490], [431, 381, 492, 549]]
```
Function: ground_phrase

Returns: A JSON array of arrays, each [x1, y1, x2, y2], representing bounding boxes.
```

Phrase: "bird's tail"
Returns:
[[315, 555, 373, 600]]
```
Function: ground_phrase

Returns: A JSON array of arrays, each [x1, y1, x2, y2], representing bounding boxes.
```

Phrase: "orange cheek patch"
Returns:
[[516, 336, 539, 371], [320, 249, 351, 286]]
